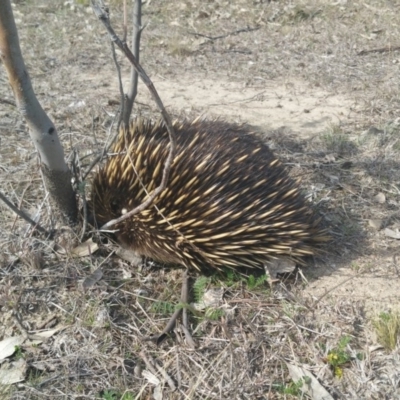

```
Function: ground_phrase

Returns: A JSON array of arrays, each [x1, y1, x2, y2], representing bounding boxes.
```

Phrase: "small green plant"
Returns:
[[322, 133, 348, 153], [99, 388, 136, 399], [326, 336, 351, 378], [100, 389, 134, 400], [350, 262, 361, 272], [290, 6, 321, 22], [167, 37, 192, 57], [205, 308, 225, 321], [215, 268, 268, 291], [282, 301, 298, 319], [321, 123, 357, 155], [14, 345, 24, 360], [192, 276, 210, 303], [373, 311, 400, 350], [120, 393, 135, 400], [150, 301, 175, 315], [27, 369, 44, 386], [277, 378, 304, 396], [220, 268, 243, 287], [392, 140, 400, 152], [76, 383, 85, 393], [101, 389, 118, 400], [246, 274, 268, 290]]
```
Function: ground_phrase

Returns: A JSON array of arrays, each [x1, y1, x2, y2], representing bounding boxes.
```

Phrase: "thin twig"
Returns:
[[139, 351, 176, 391], [75, 151, 88, 241], [0, 190, 50, 235], [153, 359, 176, 391], [182, 271, 189, 330], [188, 25, 260, 43], [110, 39, 125, 134], [10, 181, 31, 232], [180, 270, 195, 348], [82, 152, 107, 181], [0, 97, 16, 107], [175, 347, 182, 388], [82, 112, 122, 181], [181, 324, 196, 349], [312, 274, 357, 308], [358, 45, 400, 56], [91, 1, 176, 230], [138, 350, 159, 375], [154, 308, 182, 345], [12, 310, 29, 340]]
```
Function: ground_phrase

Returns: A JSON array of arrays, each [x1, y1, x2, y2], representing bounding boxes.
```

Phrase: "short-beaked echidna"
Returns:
[[90, 118, 327, 270]]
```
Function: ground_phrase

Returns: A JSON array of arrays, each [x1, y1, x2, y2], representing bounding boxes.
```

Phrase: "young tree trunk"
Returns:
[[0, 0, 77, 225]]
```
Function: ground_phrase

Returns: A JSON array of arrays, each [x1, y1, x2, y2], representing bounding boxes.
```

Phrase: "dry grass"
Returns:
[[1, 0, 400, 399]]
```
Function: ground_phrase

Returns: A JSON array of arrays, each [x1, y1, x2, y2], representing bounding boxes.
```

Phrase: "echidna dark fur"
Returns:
[[90, 118, 327, 271]]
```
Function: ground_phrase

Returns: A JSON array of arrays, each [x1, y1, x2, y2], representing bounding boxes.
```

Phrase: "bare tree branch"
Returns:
[[0, 190, 50, 235], [91, 1, 176, 231], [122, 0, 127, 42], [122, 0, 142, 128], [188, 25, 260, 43], [109, 39, 124, 134]]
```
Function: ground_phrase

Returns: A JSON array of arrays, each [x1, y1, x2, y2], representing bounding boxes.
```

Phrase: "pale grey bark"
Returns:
[[0, 0, 77, 224]]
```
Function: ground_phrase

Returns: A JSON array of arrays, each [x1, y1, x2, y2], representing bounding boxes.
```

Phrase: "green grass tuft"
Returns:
[[373, 311, 400, 351]]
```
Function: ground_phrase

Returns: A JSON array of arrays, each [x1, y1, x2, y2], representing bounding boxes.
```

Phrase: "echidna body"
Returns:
[[91, 118, 326, 271]]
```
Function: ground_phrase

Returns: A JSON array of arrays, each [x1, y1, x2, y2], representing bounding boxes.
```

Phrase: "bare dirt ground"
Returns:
[[1, 0, 400, 399]]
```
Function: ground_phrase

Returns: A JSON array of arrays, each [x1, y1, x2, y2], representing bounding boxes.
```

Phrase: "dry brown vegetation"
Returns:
[[1, 0, 400, 398]]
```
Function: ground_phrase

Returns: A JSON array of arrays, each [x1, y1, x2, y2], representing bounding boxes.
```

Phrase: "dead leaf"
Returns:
[[286, 363, 334, 400], [116, 248, 142, 266], [82, 267, 103, 290], [0, 359, 26, 385], [384, 228, 400, 240], [71, 238, 99, 257], [153, 384, 163, 400], [29, 361, 56, 372], [27, 327, 65, 344], [0, 336, 26, 361], [323, 154, 336, 163], [368, 219, 382, 230], [328, 175, 339, 184], [374, 192, 386, 204], [142, 370, 160, 385], [391, 222, 400, 230], [32, 328, 61, 339]]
